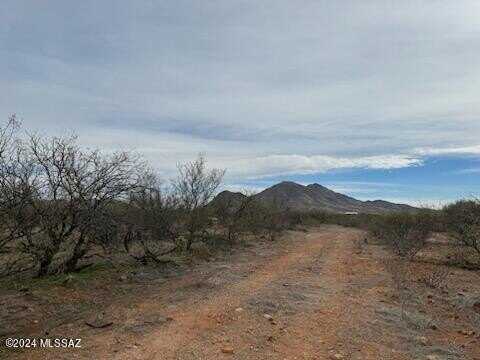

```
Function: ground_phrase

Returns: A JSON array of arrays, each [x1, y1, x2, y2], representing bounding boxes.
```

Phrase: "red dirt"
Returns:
[[5, 226, 480, 359]]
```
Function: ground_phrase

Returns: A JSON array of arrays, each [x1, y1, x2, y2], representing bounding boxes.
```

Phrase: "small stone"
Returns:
[[426, 355, 439, 360], [119, 275, 128, 281], [459, 329, 475, 336], [221, 347, 234, 354], [416, 336, 429, 346], [330, 354, 344, 360], [235, 308, 243, 312], [263, 314, 274, 321]]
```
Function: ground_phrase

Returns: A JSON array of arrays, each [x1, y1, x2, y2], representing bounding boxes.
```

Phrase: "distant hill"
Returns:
[[210, 190, 248, 211], [212, 181, 417, 214]]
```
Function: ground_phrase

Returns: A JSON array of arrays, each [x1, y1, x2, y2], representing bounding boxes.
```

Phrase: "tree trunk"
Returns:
[[64, 234, 87, 273], [186, 232, 194, 250], [37, 254, 53, 277]]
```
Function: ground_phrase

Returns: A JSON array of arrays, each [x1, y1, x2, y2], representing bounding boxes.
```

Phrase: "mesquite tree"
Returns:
[[122, 171, 181, 264], [0, 116, 39, 274], [444, 200, 480, 259], [0, 117, 143, 276], [173, 155, 225, 250]]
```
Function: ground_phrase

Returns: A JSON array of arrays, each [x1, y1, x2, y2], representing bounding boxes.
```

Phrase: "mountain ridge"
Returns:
[[212, 181, 417, 214]]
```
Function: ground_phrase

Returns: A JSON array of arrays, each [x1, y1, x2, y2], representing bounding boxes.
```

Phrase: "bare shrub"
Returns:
[[121, 172, 180, 264], [384, 257, 413, 319], [444, 200, 480, 261], [0, 115, 37, 258], [448, 246, 480, 270], [29, 135, 142, 275], [173, 155, 225, 250], [418, 267, 449, 289], [213, 191, 260, 242], [0, 118, 143, 276], [252, 198, 292, 241], [264, 209, 291, 241], [353, 236, 365, 255], [372, 212, 431, 260]]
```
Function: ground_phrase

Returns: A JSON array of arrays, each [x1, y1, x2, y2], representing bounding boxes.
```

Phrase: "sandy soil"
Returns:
[[3, 225, 480, 360]]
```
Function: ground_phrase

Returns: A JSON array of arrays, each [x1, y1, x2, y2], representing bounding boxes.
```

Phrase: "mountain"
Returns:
[[209, 190, 248, 211], [213, 182, 417, 214]]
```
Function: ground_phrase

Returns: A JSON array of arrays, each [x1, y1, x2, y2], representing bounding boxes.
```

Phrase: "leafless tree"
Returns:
[[0, 118, 144, 276], [0, 116, 41, 275], [32, 135, 142, 274], [121, 171, 180, 264], [213, 191, 261, 242], [372, 212, 430, 260], [259, 198, 292, 241], [173, 155, 225, 250]]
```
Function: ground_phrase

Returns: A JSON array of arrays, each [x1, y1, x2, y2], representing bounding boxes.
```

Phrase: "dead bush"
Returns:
[[173, 155, 225, 250], [418, 267, 449, 289], [213, 190, 261, 242], [0, 117, 143, 276], [384, 257, 413, 319], [121, 172, 180, 265], [372, 212, 431, 260], [190, 241, 211, 260], [353, 236, 366, 254]]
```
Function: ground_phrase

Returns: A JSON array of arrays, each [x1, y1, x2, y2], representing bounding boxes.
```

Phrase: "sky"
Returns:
[[1, 1, 480, 206]]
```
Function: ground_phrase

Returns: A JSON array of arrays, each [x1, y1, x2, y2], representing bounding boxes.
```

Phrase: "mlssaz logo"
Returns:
[[40, 338, 82, 348]]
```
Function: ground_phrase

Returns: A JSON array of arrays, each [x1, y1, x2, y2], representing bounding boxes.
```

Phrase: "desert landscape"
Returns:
[[3, 1, 480, 359], [2, 223, 480, 360], [1, 119, 480, 359]]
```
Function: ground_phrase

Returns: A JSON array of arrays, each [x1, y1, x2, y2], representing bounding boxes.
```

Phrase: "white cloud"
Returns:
[[2, 1, 480, 186], [216, 154, 422, 180], [415, 145, 480, 156], [222, 184, 264, 194]]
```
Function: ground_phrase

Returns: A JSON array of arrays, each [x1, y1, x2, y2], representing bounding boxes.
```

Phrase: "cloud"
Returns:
[[415, 145, 480, 156], [218, 154, 422, 179], [222, 184, 265, 194], [1, 0, 480, 187]]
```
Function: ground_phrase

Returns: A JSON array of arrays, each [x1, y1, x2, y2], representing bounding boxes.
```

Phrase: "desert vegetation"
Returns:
[[1, 112, 479, 282], [370, 201, 480, 267], [0, 117, 296, 279], [4, 115, 476, 283], [1, 117, 479, 359]]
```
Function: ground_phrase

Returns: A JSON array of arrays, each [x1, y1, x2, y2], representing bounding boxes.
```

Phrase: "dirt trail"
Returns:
[[95, 226, 398, 360], [17, 225, 469, 360]]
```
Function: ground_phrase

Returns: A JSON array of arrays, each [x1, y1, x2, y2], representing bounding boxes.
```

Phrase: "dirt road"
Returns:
[[112, 227, 371, 360], [77, 226, 412, 359], [9, 226, 476, 359]]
